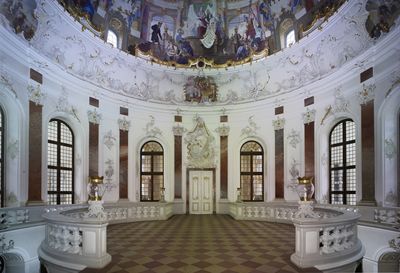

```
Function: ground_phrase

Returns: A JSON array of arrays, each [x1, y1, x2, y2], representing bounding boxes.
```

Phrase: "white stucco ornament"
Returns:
[[272, 116, 285, 131], [103, 130, 116, 150], [56, 91, 80, 122], [8, 139, 19, 160], [87, 108, 102, 124], [215, 123, 230, 136], [302, 108, 316, 124], [184, 116, 216, 168], [0, 70, 17, 97], [172, 123, 186, 136], [287, 129, 301, 149], [118, 117, 131, 131], [241, 116, 259, 137], [384, 138, 396, 159], [144, 115, 162, 137], [104, 159, 117, 192], [28, 84, 46, 105], [358, 83, 375, 105]]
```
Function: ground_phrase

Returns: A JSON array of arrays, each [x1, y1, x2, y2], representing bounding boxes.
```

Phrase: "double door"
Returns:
[[189, 171, 213, 214]]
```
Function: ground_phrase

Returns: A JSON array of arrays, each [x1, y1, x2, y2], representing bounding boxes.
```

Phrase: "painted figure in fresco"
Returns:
[[236, 41, 250, 60], [231, 27, 242, 55], [200, 17, 217, 48], [245, 16, 256, 41], [151, 22, 163, 44], [74, 0, 95, 20], [259, 0, 274, 32], [289, 0, 302, 13], [252, 24, 265, 51], [365, 0, 400, 39]]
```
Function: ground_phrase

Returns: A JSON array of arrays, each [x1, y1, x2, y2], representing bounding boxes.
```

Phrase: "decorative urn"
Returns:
[[296, 176, 315, 202], [87, 176, 106, 201]]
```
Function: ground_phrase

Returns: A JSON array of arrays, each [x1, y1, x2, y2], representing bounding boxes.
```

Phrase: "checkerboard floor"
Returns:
[[82, 214, 320, 273]]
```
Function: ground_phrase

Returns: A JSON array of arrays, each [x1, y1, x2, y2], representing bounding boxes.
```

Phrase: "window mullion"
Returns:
[[57, 121, 61, 205]]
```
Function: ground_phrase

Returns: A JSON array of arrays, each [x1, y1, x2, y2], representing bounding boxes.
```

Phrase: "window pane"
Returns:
[[241, 141, 262, 152], [285, 29, 295, 48], [48, 168, 57, 192], [153, 155, 163, 172], [141, 175, 151, 200], [346, 168, 356, 191], [252, 155, 262, 172], [330, 123, 343, 145], [60, 170, 73, 191], [331, 194, 343, 205], [331, 169, 343, 191], [60, 194, 72, 205], [60, 146, 73, 168], [152, 175, 163, 201], [252, 175, 263, 200], [241, 175, 251, 201], [142, 142, 163, 152], [346, 194, 356, 205], [107, 30, 118, 47], [330, 146, 343, 168], [60, 123, 73, 145], [48, 120, 58, 142], [141, 155, 151, 172], [48, 143, 58, 166], [48, 194, 57, 205], [241, 155, 251, 172], [346, 121, 355, 141], [346, 143, 356, 166]]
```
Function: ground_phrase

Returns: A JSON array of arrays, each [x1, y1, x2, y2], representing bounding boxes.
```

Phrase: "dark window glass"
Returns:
[[140, 141, 163, 201], [240, 141, 264, 201], [329, 119, 356, 205], [47, 119, 74, 205]]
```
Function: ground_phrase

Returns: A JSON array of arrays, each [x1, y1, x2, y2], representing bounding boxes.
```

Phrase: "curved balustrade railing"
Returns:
[[38, 202, 173, 272], [229, 202, 364, 272]]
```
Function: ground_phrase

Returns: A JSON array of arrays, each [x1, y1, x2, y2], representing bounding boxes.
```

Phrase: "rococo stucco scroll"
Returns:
[[184, 116, 216, 168]]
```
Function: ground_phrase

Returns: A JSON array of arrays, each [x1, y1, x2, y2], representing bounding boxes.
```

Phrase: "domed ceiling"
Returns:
[[0, 0, 399, 106], [57, 0, 349, 67]]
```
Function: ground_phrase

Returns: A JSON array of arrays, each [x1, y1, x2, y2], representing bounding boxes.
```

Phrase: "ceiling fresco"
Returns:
[[57, 0, 348, 67]]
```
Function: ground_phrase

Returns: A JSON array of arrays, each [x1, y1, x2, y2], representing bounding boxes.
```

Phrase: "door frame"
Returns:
[[186, 168, 216, 214]]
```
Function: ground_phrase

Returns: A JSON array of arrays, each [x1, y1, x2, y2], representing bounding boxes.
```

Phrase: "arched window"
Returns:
[[285, 29, 295, 47], [140, 141, 163, 201], [0, 107, 4, 207], [107, 29, 118, 48], [279, 18, 296, 49], [329, 119, 356, 205], [240, 141, 264, 201], [47, 119, 74, 205]]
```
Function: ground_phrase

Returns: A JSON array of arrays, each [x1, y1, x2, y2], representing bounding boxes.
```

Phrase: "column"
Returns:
[[302, 104, 316, 178], [173, 115, 184, 199], [216, 115, 229, 199], [118, 113, 130, 200], [359, 83, 376, 205], [273, 112, 285, 199], [28, 100, 43, 204], [88, 99, 101, 177]]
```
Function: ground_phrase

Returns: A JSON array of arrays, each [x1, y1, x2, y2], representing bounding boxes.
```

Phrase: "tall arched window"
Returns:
[[0, 107, 4, 207], [240, 141, 264, 201], [107, 29, 118, 48], [329, 119, 356, 205], [140, 141, 163, 201], [47, 119, 74, 205]]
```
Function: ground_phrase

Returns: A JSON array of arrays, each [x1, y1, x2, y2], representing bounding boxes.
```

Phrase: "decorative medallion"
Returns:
[[184, 76, 218, 104], [184, 116, 216, 168]]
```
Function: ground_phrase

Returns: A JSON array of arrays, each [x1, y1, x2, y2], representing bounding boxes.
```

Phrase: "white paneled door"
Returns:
[[189, 171, 213, 214]]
